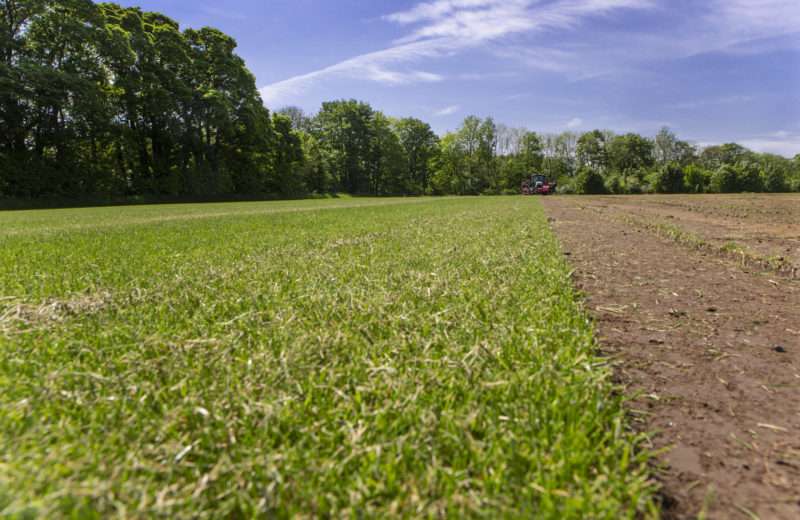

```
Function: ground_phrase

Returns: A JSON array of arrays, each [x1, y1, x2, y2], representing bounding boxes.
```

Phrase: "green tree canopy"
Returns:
[[0, 1, 300, 199], [576, 129, 607, 172], [395, 117, 439, 195], [574, 168, 606, 194], [606, 133, 654, 175], [652, 163, 685, 193]]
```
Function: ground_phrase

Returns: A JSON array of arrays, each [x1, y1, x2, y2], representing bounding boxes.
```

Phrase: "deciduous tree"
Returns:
[[395, 117, 438, 194]]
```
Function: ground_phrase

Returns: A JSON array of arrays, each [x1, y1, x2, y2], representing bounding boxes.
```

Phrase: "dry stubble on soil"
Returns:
[[543, 194, 800, 520]]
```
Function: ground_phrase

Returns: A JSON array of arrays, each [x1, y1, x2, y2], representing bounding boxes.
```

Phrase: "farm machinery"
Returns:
[[521, 174, 556, 195]]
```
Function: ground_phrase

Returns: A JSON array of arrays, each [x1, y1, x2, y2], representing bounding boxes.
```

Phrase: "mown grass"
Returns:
[[0, 196, 656, 518]]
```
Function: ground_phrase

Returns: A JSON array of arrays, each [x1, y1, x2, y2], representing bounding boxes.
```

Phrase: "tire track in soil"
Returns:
[[542, 196, 800, 520]]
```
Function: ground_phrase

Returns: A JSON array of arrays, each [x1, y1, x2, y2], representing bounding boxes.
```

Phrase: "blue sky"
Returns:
[[107, 0, 799, 156]]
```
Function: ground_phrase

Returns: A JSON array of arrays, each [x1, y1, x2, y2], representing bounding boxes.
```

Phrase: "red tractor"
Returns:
[[521, 174, 556, 195]]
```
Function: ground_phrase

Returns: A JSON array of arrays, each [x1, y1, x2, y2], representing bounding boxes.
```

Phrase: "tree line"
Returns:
[[2, 1, 799, 201], [285, 106, 800, 196], [550, 128, 800, 195], [1, 0, 302, 199]]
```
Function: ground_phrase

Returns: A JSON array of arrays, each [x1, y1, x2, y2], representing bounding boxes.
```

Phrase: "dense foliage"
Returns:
[[2, 1, 799, 200], [0, 0, 300, 198]]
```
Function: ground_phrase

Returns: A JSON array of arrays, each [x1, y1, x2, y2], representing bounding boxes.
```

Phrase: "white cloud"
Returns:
[[622, 1, 800, 61], [434, 105, 461, 116], [710, 0, 800, 47], [389, 0, 536, 45], [259, 0, 657, 106], [458, 72, 517, 80], [200, 8, 247, 21], [566, 117, 583, 128], [665, 94, 762, 111], [384, 0, 507, 25], [696, 129, 800, 157], [739, 131, 800, 157], [505, 46, 580, 74], [259, 39, 448, 105], [259, 0, 800, 107]]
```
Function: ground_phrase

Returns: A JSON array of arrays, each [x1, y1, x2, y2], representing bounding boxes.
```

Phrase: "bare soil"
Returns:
[[568, 194, 800, 275], [543, 194, 800, 520]]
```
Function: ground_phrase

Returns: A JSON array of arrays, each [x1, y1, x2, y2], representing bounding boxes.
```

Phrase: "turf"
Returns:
[[0, 196, 656, 518]]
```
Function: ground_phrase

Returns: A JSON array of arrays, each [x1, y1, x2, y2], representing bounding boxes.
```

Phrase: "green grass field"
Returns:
[[0, 196, 656, 518]]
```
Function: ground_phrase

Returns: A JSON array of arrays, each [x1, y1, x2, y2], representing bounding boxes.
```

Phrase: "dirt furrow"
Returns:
[[543, 196, 800, 520]]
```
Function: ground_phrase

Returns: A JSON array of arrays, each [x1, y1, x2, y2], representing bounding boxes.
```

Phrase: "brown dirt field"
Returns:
[[567, 194, 800, 277], [542, 194, 800, 520]]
